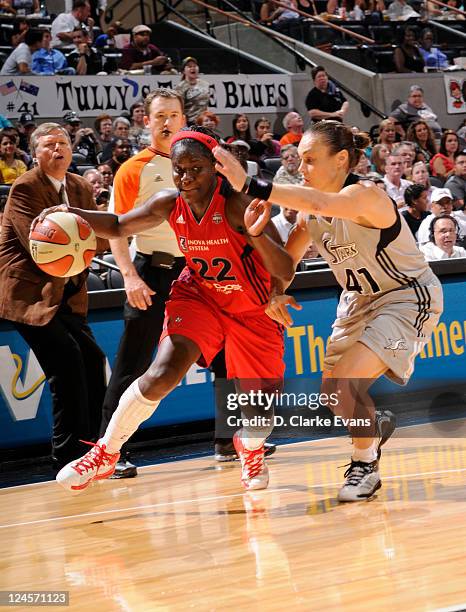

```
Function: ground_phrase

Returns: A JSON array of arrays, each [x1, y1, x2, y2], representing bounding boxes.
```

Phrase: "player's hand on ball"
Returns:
[[266, 294, 302, 327], [245, 199, 271, 237], [30, 205, 68, 233], [124, 275, 155, 310]]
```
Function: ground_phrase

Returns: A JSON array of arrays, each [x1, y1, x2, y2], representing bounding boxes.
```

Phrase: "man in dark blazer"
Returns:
[[0, 122, 106, 469]]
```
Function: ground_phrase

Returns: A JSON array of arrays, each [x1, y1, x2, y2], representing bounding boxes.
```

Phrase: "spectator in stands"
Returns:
[[370, 143, 390, 175], [227, 140, 259, 177], [402, 183, 430, 237], [62, 111, 82, 145], [419, 28, 449, 70], [0, 28, 43, 75], [391, 85, 441, 139], [430, 130, 459, 180], [272, 207, 298, 244], [377, 119, 397, 151], [16, 112, 36, 155], [249, 117, 281, 161], [0, 131, 27, 184], [394, 27, 424, 73], [226, 113, 252, 144], [97, 162, 113, 191], [101, 117, 131, 160], [260, 0, 299, 30], [392, 141, 416, 179], [129, 101, 148, 148], [273, 144, 304, 184], [72, 124, 100, 166], [7, 0, 40, 15], [67, 27, 113, 75], [119, 24, 169, 73], [95, 114, 113, 146], [354, 151, 371, 176], [420, 215, 466, 260], [406, 120, 437, 164], [305, 66, 349, 123], [445, 150, 466, 209], [279, 111, 304, 146], [94, 22, 119, 48], [106, 137, 131, 175], [175, 57, 210, 125], [10, 17, 28, 47], [1, 126, 30, 166], [388, 0, 420, 20], [82, 168, 103, 198], [51, 0, 94, 49], [411, 160, 433, 205], [32, 29, 75, 75], [196, 110, 221, 138], [383, 154, 412, 209], [416, 187, 466, 243]]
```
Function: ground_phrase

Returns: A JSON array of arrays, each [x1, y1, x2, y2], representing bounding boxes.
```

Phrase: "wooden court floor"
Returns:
[[1, 420, 466, 612]]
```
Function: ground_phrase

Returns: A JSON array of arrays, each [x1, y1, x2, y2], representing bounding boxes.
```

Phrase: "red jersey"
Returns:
[[168, 177, 272, 314]]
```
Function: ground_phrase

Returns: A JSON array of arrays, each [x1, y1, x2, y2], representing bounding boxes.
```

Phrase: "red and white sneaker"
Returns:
[[56, 440, 120, 492], [233, 431, 269, 491]]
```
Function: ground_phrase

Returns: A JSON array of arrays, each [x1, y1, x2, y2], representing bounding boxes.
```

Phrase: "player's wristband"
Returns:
[[242, 176, 273, 201]]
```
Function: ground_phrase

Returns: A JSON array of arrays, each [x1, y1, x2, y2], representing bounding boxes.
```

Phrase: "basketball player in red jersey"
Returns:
[[53, 127, 294, 492]]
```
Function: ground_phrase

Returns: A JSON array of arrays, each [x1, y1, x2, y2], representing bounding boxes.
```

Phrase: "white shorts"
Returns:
[[324, 278, 444, 385]]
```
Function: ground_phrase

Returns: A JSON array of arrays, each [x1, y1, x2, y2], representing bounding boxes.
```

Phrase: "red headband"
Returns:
[[170, 131, 217, 153]]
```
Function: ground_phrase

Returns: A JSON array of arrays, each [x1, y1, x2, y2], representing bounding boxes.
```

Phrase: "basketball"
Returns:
[[29, 211, 96, 278]]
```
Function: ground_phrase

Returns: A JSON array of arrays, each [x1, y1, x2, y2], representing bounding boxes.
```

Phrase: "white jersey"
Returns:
[[307, 173, 438, 317]]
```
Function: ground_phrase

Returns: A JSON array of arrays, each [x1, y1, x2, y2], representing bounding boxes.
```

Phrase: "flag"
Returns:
[[19, 80, 39, 96], [0, 81, 17, 96]]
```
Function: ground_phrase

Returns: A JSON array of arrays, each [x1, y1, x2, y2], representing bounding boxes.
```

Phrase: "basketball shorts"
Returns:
[[160, 279, 285, 380], [324, 279, 443, 385]]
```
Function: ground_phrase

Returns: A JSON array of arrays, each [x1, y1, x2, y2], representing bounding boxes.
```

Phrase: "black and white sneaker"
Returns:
[[337, 459, 381, 502], [375, 409, 396, 459]]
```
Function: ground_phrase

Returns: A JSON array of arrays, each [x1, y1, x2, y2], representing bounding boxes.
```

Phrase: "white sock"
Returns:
[[352, 441, 377, 463], [240, 428, 267, 451], [101, 379, 159, 454]]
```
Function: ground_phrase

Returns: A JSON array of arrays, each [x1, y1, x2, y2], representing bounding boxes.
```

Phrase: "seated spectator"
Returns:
[[62, 111, 83, 146], [228, 140, 259, 177], [82, 168, 104, 198], [419, 28, 449, 70], [94, 22, 119, 48], [196, 111, 221, 138], [260, 0, 300, 30], [445, 150, 466, 209], [95, 114, 113, 146], [119, 25, 169, 73], [305, 66, 349, 123], [354, 151, 371, 176], [249, 117, 281, 160], [390, 86, 441, 139], [128, 101, 149, 149], [67, 27, 113, 75], [97, 163, 113, 191], [406, 120, 437, 164], [0, 131, 27, 184], [383, 154, 412, 209], [402, 184, 431, 236], [416, 187, 466, 243], [272, 208, 298, 244], [106, 137, 131, 175], [411, 161, 433, 205], [101, 117, 131, 160], [8, 0, 40, 15], [377, 119, 397, 151], [388, 0, 420, 20], [420, 215, 466, 260], [32, 29, 75, 75], [273, 144, 304, 185], [279, 111, 304, 146], [10, 18, 28, 47], [430, 130, 459, 180], [175, 57, 210, 125], [0, 0, 16, 15], [16, 112, 36, 155], [0, 28, 43, 75], [371, 143, 390, 175], [226, 114, 252, 145], [51, 0, 94, 49], [72, 124, 100, 165], [392, 141, 416, 179]]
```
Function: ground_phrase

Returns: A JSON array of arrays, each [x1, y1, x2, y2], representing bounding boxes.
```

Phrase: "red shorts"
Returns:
[[160, 279, 284, 380]]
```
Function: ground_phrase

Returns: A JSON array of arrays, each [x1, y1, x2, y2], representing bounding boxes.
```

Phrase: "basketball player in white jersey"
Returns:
[[214, 120, 443, 502]]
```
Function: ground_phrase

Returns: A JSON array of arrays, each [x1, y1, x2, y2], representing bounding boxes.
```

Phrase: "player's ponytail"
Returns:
[[309, 121, 370, 171]]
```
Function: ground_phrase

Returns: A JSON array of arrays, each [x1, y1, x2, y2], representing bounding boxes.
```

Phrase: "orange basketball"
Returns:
[[29, 211, 96, 277]]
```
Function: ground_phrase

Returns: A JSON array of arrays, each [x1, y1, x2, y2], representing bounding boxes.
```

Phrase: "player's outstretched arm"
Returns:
[[214, 146, 395, 229]]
